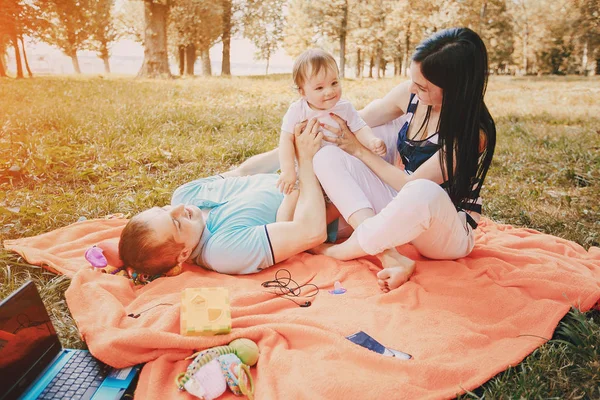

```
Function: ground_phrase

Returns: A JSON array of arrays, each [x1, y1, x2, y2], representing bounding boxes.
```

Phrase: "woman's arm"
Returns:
[[359, 81, 411, 127], [323, 114, 445, 192]]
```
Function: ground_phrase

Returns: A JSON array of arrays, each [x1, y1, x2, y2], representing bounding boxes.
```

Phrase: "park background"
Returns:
[[1, 0, 599, 78], [1, 0, 599, 398]]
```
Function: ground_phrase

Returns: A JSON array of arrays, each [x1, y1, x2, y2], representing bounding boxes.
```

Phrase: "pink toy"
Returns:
[[84, 246, 108, 268], [180, 354, 254, 400]]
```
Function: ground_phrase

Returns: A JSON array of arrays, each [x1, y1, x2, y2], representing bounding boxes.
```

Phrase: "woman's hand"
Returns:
[[294, 118, 323, 162], [321, 113, 367, 157]]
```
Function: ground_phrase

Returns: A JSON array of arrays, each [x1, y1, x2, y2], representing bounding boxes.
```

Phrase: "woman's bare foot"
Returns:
[[376, 249, 415, 292]]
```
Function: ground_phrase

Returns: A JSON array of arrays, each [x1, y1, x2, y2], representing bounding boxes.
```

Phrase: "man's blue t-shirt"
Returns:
[[170, 174, 284, 274]]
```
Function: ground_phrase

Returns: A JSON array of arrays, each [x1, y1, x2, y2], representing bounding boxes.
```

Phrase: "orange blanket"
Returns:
[[4, 218, 600, 399]]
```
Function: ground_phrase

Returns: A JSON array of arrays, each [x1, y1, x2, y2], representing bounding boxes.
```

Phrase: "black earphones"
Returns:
[[261, 269, 318, 308], [127, 303, 172, 318]]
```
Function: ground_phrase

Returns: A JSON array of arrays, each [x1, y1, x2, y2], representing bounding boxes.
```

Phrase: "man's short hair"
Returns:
[[119, 215, 185, 276]]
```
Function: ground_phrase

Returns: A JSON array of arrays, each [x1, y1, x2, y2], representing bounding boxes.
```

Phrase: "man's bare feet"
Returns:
[[376, 249, 415, 292]]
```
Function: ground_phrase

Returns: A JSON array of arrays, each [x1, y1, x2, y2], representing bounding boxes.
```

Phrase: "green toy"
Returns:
[[176, 338, 259, 390]]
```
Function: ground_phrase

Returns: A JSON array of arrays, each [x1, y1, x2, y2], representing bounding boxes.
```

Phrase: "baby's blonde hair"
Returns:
[[293, 48, 339, 91]]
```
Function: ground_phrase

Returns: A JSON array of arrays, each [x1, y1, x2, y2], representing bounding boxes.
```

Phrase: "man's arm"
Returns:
[[221, 148, 280, 178], [266, 119, 327, 263]]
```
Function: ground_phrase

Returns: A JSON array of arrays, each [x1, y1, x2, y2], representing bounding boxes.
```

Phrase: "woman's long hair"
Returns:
[[412, 27, 496, 210]]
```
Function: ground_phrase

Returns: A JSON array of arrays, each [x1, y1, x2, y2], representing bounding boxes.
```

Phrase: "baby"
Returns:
[[275, 48, 386, 222]]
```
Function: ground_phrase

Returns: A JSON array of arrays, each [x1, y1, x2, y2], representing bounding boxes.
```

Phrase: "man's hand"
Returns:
[[294, 118, 323, 162]]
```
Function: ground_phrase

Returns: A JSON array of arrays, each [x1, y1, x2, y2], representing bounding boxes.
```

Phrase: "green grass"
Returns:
[[1, 75, 599, 397]]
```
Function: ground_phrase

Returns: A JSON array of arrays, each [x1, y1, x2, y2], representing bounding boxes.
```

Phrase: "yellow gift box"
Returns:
[[180, 287, 231, 336]]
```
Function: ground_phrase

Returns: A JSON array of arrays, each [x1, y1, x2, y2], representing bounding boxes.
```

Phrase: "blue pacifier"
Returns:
[[329, 281, 347, 295]]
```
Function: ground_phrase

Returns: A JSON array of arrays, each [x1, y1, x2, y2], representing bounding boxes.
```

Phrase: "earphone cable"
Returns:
[[261, 269, 319, 307]]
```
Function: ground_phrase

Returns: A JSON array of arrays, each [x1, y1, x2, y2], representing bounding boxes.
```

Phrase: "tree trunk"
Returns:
[[0, 56, 6, 77], [178, 45, 185, 76], [138, 1, 171, 78], [521, 18, 529, 75], [12, 34, 23, 79], [374, 46, 382, 80], [221, 0, 232, 76], [266, 56, 270, 75], [70, 51, 81, 74], [200, 48, 211, 76], [99, 41, 111, 74], [0, 37, 6, 77], [368, 55, 374, 78], [478, 2, 487, 36], [19, 36, 32, 77], [581, 40, 588, 76], [339, 0, 348, 78], [185, 44, 196, 76], [401, 24, 411, 77], [522, 32, 528, 74], [356, 49, 362, 79]]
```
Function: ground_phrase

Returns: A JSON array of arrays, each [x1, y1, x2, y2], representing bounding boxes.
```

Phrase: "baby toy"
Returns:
[[84, 245, 183, 285], [85, 246, 127, 276], [176, 338, 259, 399], [329, 280, 347, 295], [181, 288, 231, 336]]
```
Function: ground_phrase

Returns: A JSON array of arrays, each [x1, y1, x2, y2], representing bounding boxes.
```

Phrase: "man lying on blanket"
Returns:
[[105, 120, 328, 277]]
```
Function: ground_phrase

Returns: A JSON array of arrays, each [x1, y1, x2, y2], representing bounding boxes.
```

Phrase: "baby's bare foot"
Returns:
[[376, 249, 415, 292]]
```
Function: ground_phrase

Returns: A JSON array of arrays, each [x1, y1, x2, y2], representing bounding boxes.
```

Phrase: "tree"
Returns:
[[87, 0, 118, 74], [284, 0, 352, 77], [0, 0, 42, 78], [12, 32, 24, 78], [461, 0, 514, 73], [168, 0, 222, 76], [507, 0, 551, 75], [40, 0, 90, 74], [243, 0, 286, 75], [283, 0, 317, 57], [19, 36, 32, 77], [574, 0, 600, 75], [0, 0, 21, 77], [221, 0, 232, 75], [114, 0, 144, 43], [0, 37, 7, 77], [138, 0, 171, 78]]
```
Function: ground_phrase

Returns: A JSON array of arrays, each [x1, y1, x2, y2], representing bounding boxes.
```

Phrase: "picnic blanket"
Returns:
[[3, 217, 600, 399]]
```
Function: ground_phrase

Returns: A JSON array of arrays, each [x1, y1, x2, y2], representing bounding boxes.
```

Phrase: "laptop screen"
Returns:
[[0, 281, 62, 399]]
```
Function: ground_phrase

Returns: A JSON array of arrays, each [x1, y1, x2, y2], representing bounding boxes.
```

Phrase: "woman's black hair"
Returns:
[[412, 27, 496, 210]]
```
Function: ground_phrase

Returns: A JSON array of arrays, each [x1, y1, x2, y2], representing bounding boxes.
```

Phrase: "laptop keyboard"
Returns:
[[37, 351, 111, 400]]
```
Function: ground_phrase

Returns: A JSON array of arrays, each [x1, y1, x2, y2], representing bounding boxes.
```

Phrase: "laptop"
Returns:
[[0, 281, 141, 400]]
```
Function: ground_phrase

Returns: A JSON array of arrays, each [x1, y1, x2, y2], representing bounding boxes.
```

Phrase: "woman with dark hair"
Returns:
[[310, 27, 497, 292]]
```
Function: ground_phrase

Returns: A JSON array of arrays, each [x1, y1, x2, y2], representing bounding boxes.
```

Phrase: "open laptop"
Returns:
[[0, 281, 140, 400]]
